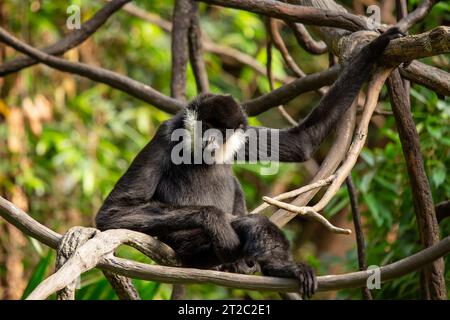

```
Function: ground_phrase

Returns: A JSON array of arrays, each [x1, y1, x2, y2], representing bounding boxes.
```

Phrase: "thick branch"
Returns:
[[0, 0, 131, 77], [2, 196, 449, 299], [400, 61, 450, 96], [381, 26, 450, 65], [387, 69, 447, 299], [171, 0, 192, 100], [188, 1, 209, 94], [197, 0, 368, 31], [0, 27, 184, 114]]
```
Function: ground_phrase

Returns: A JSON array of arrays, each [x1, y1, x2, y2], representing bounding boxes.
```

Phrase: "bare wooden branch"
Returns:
[[311, 68, 392, 214], [387, 69, 447, 299], [243, 64, 340, 116], [2, 195, 449, 299], [113, 1, 292, 84], [270, 103, 356, 227], [288, 22, 328, 55], [99, 236, 450, 293], [171, 0, 192, 100], [262, 196, 351, 234], [0, 0, 131, 77], [269, 19, 305, 78], [400, 61, 450, 96], [56, 227, 100, 300], [0, 27, 184, 114], [381, 26, 450, 65], [346, 176, 372, 300], [197, 0, 368, 31], [265, 19, 298, 126], [188, 1, 209, 94], [395, 0, 441, 32], [251, 175, 335, 214]]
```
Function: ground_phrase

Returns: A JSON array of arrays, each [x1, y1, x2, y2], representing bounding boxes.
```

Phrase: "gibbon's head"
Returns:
[[184, 93, 248, 164]]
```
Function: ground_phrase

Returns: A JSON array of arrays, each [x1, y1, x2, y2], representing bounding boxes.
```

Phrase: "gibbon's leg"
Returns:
[[231, 214, 317, 299], [95, 204, 240, 263]]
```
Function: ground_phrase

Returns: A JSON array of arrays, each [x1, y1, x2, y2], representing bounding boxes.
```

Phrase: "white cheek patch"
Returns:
[[184, 109, 198, 150], [214, 130, 247, 164]]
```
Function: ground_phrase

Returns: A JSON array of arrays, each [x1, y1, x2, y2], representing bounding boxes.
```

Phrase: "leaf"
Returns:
[[431, 163, 446, 187], [21, 250, 53, 299], [363, 193, 383, 227]]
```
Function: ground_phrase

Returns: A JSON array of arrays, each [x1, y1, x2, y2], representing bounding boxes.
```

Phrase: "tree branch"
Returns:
[[243, 64, 340, 116], [287, 22, 328, 55], [387, 69, 447, 299], [0, 27, 184, 114], [188, 1, 210, 94], [381, 26, 450, 65], [400, 61, 450, 96], [197, 0, 368, 31], [395, 0, 441, 32], [1, 195, 449, 299], [346, 176, 372, 300], [0, 0, 131, 77]]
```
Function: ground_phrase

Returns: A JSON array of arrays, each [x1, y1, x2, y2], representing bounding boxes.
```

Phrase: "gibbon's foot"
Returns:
[[370, 27, 405, 55], [215, 258, 260, 274], [294, 263, 317, 300]]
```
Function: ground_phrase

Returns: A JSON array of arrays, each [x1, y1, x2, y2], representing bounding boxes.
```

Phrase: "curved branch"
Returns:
[[251, 175, 335, 214], [288, 22, 328, 55], [0, 27, 184, 114], [0, 0, 131, 77], [262, 197, 351, 234], [243, 64, 340, 116], [270, 102, 356, 227], [311, 68, 392, 213], [395, 0, 441, 32], [1, 195, 449, 299], [197, 0, 368, 31]]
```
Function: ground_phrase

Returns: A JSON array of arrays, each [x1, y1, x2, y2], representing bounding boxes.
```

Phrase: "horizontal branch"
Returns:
[[197, 0, 368, 31], [0, 27, 184, 114], [243, 64, 340, 116], [1, 195, 449, 298], [100, 235, 450, 292], [381, 26, 450, 65], [0, 0, 131, 77], [400, 61, 450, 96]]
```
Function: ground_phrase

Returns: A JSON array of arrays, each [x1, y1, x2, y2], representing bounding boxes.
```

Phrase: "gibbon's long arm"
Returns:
[[246, 28, 401, 163]]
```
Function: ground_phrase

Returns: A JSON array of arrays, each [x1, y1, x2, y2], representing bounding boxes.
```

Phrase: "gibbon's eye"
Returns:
[[238, 124, 245, 130]]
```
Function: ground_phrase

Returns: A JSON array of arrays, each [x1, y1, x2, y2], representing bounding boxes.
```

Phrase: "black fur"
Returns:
[[95, 28, 402, 299]]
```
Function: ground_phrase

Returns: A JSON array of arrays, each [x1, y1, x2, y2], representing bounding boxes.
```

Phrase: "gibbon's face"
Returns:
[[184, 94, 248, 164]]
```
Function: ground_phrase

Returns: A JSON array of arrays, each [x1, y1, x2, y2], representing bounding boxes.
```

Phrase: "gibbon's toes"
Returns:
[[216, 259, 260, 274], [383, 26, 406, 40], [296, 263, 317, 299]]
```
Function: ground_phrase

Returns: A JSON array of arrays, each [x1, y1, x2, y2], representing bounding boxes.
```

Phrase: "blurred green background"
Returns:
[[0, 0, 449, 300]]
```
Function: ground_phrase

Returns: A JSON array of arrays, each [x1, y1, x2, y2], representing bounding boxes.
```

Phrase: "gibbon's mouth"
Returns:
[[212, 129, 246, 164]]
